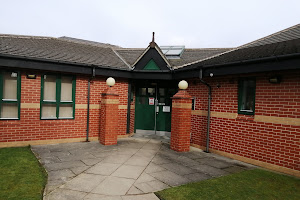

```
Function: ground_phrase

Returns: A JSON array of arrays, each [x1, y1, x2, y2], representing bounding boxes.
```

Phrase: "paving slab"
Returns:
[[184, 172, 212, 182], [191, 164, 230, 177], [206, 159, 233, 169], [61, 173, 106, 192], [48, 169, 75, 181], [175, 156, 201, 167], [45, 188, 87, 200], [38, 151, 71, 158], [141, 143, 162, 150], [161, 163, 196, 176], [127, 186, 143, 195], [92, 176, 135, 195], [84, 194, 122, 200], [86, 162, 121, 176], [81, 158, 104, 166], [157, 150, 179, 160], [182, 152, 208, 160], [44, 160, 86, 171], [135, 149, 157, 158], [151, 155, 172, 165], [135, 173, 157, 183], [91, 150, 118, 158], [116, 147, 140, 155], [111, 165, 145, 179], [125, 155, 152, 167], [121, 193, 160, 200], [102, 154, 132, 164], [70, 166, 90, 175], [44, 178, 72, 194], [134, 180, 169, 193], [40, 156, 61, 164], [144, 163, 166, 174], [58, 153, 96, 162], [149, 170, 190, 186]]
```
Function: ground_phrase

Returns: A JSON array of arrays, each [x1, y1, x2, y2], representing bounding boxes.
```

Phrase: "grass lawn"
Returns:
[[0, 146, 47, 200], [156, 169, 300, 200]]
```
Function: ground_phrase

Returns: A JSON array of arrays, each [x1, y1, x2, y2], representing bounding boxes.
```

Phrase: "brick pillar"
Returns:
[[99, 87, 119, 145], [170, 90, 192, 152]]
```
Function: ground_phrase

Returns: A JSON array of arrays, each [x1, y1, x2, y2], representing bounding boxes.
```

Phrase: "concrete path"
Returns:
[[32, 136, 255, 200]]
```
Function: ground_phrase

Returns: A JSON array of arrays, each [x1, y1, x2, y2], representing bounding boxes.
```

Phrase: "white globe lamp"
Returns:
[[106, 77, 115, 87], [178, 80, 188, 90]]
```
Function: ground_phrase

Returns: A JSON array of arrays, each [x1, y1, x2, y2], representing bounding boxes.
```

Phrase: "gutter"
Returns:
[[199, 68, 211, 153], [86, 67, 96, 142], [0, 53, 132, 71]]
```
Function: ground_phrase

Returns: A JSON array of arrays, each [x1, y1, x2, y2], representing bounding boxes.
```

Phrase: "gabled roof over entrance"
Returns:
[[132, 33, 172, 71]]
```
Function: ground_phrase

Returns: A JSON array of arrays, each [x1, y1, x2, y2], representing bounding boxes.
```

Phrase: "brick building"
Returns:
[[0, 24, 299, 177]]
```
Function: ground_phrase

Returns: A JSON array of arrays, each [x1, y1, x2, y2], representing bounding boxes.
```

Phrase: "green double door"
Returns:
[[135, 83, 177, 133]]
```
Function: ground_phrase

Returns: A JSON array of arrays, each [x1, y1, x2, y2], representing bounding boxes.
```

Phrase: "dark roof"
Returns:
[[115, 48, 145, 65], [1, 24, 299, 74], [169, 48, 232, 68], [115, 48, 232, 68], [59, 36, 121, 49], [194, 38, 300, 68], [178, 24, 300, 70], [239, 24, 300, 48], [0, 35, 129, 70]]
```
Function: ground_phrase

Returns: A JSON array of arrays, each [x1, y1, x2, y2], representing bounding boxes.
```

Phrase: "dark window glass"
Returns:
[[238, 79, 256, 115]]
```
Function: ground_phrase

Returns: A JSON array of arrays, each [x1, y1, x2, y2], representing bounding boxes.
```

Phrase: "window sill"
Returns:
[[40, 119, 75, 125], [41, 118, 74, 120], [0, 118, 19, 120]]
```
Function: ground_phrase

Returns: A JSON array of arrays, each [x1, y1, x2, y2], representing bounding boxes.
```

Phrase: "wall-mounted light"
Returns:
[[269, 76, 281, 84], [26, 74, 36, 79]]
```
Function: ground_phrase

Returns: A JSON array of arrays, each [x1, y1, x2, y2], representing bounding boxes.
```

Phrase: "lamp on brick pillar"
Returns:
[[99, 77, 119, 145], [170, 80, 192, 152]]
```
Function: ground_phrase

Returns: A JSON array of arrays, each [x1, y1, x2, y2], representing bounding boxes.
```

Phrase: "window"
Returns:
[[41, 74, 76, 119], [192, 97, 196, 110], [238, 78, 256, 115], [0, 71, 21, 119]]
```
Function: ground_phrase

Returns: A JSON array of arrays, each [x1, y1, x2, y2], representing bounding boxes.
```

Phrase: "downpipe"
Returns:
[[199, 69, 212, 153], [86, 67, 96, 142]]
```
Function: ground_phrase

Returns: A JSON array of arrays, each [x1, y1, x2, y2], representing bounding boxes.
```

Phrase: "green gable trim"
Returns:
[[143, 59, 160, 70]]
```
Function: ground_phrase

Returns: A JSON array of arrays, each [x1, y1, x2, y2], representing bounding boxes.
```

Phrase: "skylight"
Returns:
[[160, 46, 185, 59]]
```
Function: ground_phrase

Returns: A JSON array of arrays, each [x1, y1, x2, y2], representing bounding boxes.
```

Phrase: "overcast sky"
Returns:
[[1, 0, 299, 48]]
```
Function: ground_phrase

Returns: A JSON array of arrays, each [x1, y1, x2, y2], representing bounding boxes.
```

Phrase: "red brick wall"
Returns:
[[188, 70, 300, 171], [0, 72, 129, 143]]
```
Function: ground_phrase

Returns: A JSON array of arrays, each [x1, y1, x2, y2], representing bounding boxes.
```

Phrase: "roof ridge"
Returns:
[[238, 23, 300, 48], [184, 48, 233, 50], [0, 34, 55, 40], [112, 49, 132, 69], [115, 48, 145, 50]]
